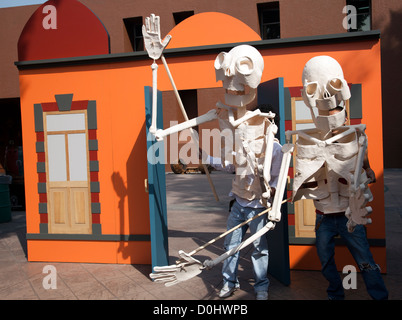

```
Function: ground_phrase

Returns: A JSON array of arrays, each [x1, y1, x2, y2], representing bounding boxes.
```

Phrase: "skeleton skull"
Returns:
[[301, 56, 351, 133], [302, 55, 351, 111], [215, 45, 264, 107]]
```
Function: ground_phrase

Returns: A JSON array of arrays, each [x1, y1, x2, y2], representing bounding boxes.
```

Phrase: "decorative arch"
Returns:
[[167, 12, 261, 49], [18, 0, 110, 61]]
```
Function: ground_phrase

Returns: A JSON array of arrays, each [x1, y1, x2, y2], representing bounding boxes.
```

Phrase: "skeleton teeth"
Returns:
[[226, 89, 245, 96]]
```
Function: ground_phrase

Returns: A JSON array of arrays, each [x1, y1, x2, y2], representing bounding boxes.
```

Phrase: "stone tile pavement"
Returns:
[[0, 169, 401, 300]]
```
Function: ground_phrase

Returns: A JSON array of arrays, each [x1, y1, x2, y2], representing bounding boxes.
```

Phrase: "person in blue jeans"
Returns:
[[315, 213, 388, 300], [312, 107, 388, 300], [204, 138, 283, 300], [199, 104, 283, 300]]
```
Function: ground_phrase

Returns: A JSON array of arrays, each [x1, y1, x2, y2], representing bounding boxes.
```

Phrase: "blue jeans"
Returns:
[[315, 214, 388, 300], [222, 200, 269, 293]]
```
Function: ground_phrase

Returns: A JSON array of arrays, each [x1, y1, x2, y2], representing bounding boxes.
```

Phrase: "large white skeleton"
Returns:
[[285, 55, 373, 233], [143, 14, 292, 286]]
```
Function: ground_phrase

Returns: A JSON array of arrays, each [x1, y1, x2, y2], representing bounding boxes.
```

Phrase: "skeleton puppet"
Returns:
[[142, 15, 291, 285], [285, 55, 373, 232]]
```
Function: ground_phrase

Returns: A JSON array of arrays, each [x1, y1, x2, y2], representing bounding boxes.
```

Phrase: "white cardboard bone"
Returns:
[[143, 15, 290, 284], [286, 55, 372, 231], [143, 15, 219, 201]]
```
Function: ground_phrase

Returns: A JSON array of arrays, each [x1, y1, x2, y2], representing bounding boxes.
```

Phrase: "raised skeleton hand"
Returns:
[[142, 14, 172, 60]]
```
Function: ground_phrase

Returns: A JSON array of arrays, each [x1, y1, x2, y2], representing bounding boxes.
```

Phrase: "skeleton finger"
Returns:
[[162, 34, 172, 47], [153, 265, 180, 273], [149, 273, 176, 282], [141, 24, 148, 38], [150, 14, 156, 33], [154, 15, 161, 37], [145, 16, 150, 33], [364, 206, 372, 217]]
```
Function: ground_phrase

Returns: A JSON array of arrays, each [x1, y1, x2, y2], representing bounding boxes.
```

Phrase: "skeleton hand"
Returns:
[[142, 14, 172, 60], [365, 167, 376, 184], [149, 250, 203, 286], [346, 173, 373, 232]]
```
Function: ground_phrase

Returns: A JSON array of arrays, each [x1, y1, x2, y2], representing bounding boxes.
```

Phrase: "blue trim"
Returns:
[[26, 233, 150, 241], [277, 77, 286, 145], [144, 86, 169, 269], [15, 30, 380, 70], [257, 78, 291, 286]]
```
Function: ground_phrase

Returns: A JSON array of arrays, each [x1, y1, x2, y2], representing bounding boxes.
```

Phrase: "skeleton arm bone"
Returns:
[[143, 14, 219, 201], [178, 198, 289, 264], [346, 129, 373, 232], [149, 62, 158, 134], [230, 110, 261, 127], [269, 143, 294, 221], [150, 199, 290, 284], [262, 123, 278, 198], [154, 109, 218, 141], [216, 102, 275, 128], [193, 145, 293, 271], [203, 221, 276, 269], [352, 134, 368, 191], [203, 180, 291, 269], [142, 14, 172, 134]]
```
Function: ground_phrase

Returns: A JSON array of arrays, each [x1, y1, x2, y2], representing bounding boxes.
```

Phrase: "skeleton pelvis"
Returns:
[[314, 193, 349, 213]]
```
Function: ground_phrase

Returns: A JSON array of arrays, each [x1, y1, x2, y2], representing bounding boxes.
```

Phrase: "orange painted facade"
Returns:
[[17, 3, 385, 271]]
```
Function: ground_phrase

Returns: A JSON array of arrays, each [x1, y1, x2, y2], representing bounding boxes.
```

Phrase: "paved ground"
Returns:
[[0, 169, 401, 300]]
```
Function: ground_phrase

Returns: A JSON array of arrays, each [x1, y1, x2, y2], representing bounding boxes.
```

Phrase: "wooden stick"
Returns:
[[161, 54, 219, 201], [176, 198, 290, 264]]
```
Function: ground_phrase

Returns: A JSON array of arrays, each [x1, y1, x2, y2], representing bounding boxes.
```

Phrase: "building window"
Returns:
[[123, 16, 144, 51], [257, 2, 280, 40], [346, 0, 371, 32], [173, 11, 194, 25]]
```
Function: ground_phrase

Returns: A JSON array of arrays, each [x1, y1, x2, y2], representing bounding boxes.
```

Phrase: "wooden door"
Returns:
[[291, 97, 317, 238], [44, 111, 91, 234]]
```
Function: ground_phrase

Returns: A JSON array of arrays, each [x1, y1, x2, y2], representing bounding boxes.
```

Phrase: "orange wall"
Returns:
[[19, 36, 384, 267], [158, 39, 386, 270], [20, 61, 153, 237], [159, 39, 385, 239], [259, 41, 385, 240]]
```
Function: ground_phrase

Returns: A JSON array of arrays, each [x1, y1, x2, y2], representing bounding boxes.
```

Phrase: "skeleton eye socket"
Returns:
[[305, 82, 318, 96], [235, 57, 254, 75], [329, 78, 342, 90], [214, 52, 231, 70]]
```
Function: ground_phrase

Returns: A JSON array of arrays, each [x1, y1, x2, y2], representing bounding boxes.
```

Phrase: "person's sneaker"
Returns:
[[219, 284, 236, 298], [256, 291, 268, 300]]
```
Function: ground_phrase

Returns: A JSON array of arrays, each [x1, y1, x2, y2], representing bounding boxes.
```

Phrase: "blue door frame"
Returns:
[[144, 86, 169, 269], [258, 78, 291, 286]]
